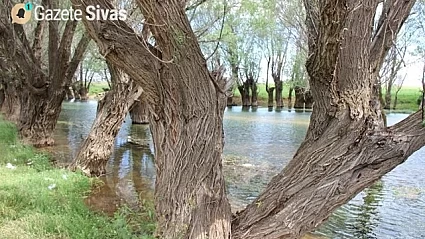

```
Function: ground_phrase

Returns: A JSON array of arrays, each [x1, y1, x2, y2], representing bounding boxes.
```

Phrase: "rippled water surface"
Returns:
[[54, 102, 425, 239]]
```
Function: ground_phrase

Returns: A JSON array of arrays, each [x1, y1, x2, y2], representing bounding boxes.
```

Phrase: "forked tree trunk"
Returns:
[[275, 80, 283, 109], [74, 0, 422, 238], [130, 96, 149, 124], [238, 82, 251, 108], [70, 63, 142, 176], [231, 1, 420, 238], [294, 86, 305, 109], [73, 0, 232, 237], [0, 2, 90, 146]]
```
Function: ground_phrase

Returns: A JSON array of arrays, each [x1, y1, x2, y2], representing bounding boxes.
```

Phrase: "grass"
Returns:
[[0, 117, 155, 239], [89, 82, 110, 96], [232, 83, 423, 111]]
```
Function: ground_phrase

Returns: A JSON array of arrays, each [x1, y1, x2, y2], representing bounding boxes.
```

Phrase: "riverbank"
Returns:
[[89, 82, 423, 111], [0, 117, 155, 239]]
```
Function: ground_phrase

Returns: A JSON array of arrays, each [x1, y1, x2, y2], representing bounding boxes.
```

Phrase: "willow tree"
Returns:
[[72, 0, 424, 238], [0, 0, 89, 146]]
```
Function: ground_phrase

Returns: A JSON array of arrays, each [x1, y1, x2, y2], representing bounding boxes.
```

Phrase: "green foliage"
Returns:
[[0, 117, 155, 239]]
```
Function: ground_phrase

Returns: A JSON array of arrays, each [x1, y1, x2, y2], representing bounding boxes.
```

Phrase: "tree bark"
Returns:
[[0, 81, 21, 123], [0, 1, 90, 146], [72, 0, 232, 237], [294, 86, 305, 109], [130, 96, 149, 124], [250, 80, 258, 108], [232, 1, 419, 238], [275, 80, 283, 109], [70, 63, 142, 176], [267, 87, 275, 109], [73, 0, 422, 238]]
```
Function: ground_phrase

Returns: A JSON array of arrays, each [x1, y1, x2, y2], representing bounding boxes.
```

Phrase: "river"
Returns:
[[52, 101, 425, 239]]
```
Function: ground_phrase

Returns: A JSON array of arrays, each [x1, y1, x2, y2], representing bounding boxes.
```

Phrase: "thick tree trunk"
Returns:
[[79, 86, 89, 101], [70, 64, 142, 176], [267, 87, 275, 109], [18, 86, 65, 147], [73, 0, 233, 237], [231, 1, 420, 238], [130, 96, 149, 124], [304, 90, 314, 109], [238, 82, 250, 108], [294, 86, 305, 109], [275, 80, 283, 109], [74, 0, 421, 238]]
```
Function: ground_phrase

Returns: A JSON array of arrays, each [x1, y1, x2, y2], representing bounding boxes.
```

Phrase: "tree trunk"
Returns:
[[294, 86, 305, 109], [18, 85, 65, 147], [267, 87, 275, 109], [304, 90, 314, 109], [130, 96, 149, 124], [238, 82, 250, 108], [232, 1, 420, 238], [73, 0, 422, 238], [1, 82, 21, 123], [275, 80, 283, 109], [288, 87, 293, 109], [79, 86, 89, 101], [70, 63, 142, 176], [251, 81, 258, 108]]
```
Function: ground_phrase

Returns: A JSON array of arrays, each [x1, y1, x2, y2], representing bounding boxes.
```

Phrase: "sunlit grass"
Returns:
[[231, 84, 422, 111], [0, 116, 155, 239], [89, 82, 110, 96]]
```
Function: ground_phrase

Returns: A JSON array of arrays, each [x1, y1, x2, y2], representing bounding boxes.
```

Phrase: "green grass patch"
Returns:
[[0, 117, 155, 239], [89, 82, 110, 96], [231, 84, 422, 111]]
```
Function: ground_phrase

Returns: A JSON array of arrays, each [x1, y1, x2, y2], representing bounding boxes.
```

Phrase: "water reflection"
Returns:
[[54, 103, 425, 239]]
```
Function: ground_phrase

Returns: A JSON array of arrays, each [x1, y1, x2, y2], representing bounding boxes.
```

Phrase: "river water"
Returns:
[[53, 101, 425, 239]]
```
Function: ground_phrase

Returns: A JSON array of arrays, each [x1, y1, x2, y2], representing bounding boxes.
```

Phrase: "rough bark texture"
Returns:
[[275, 80, 283, 109], [70, 63, 142, 176], [267, 87, 275, 109], [73, 0, 422, 238], [238, 81, 251, 107], [0, 86, 4, 109], [231, 0, 420, 238], [130, 96, 149, 124], [0, 0, 90, 146], [294, 86, 305, 109], [72, 0, 232, 237]]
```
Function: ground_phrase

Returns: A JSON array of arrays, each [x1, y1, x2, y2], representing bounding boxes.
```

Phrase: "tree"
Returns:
[[70, 61, 142, 176], [72, 0, 424, 238], [0, 0, 89, 146]]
